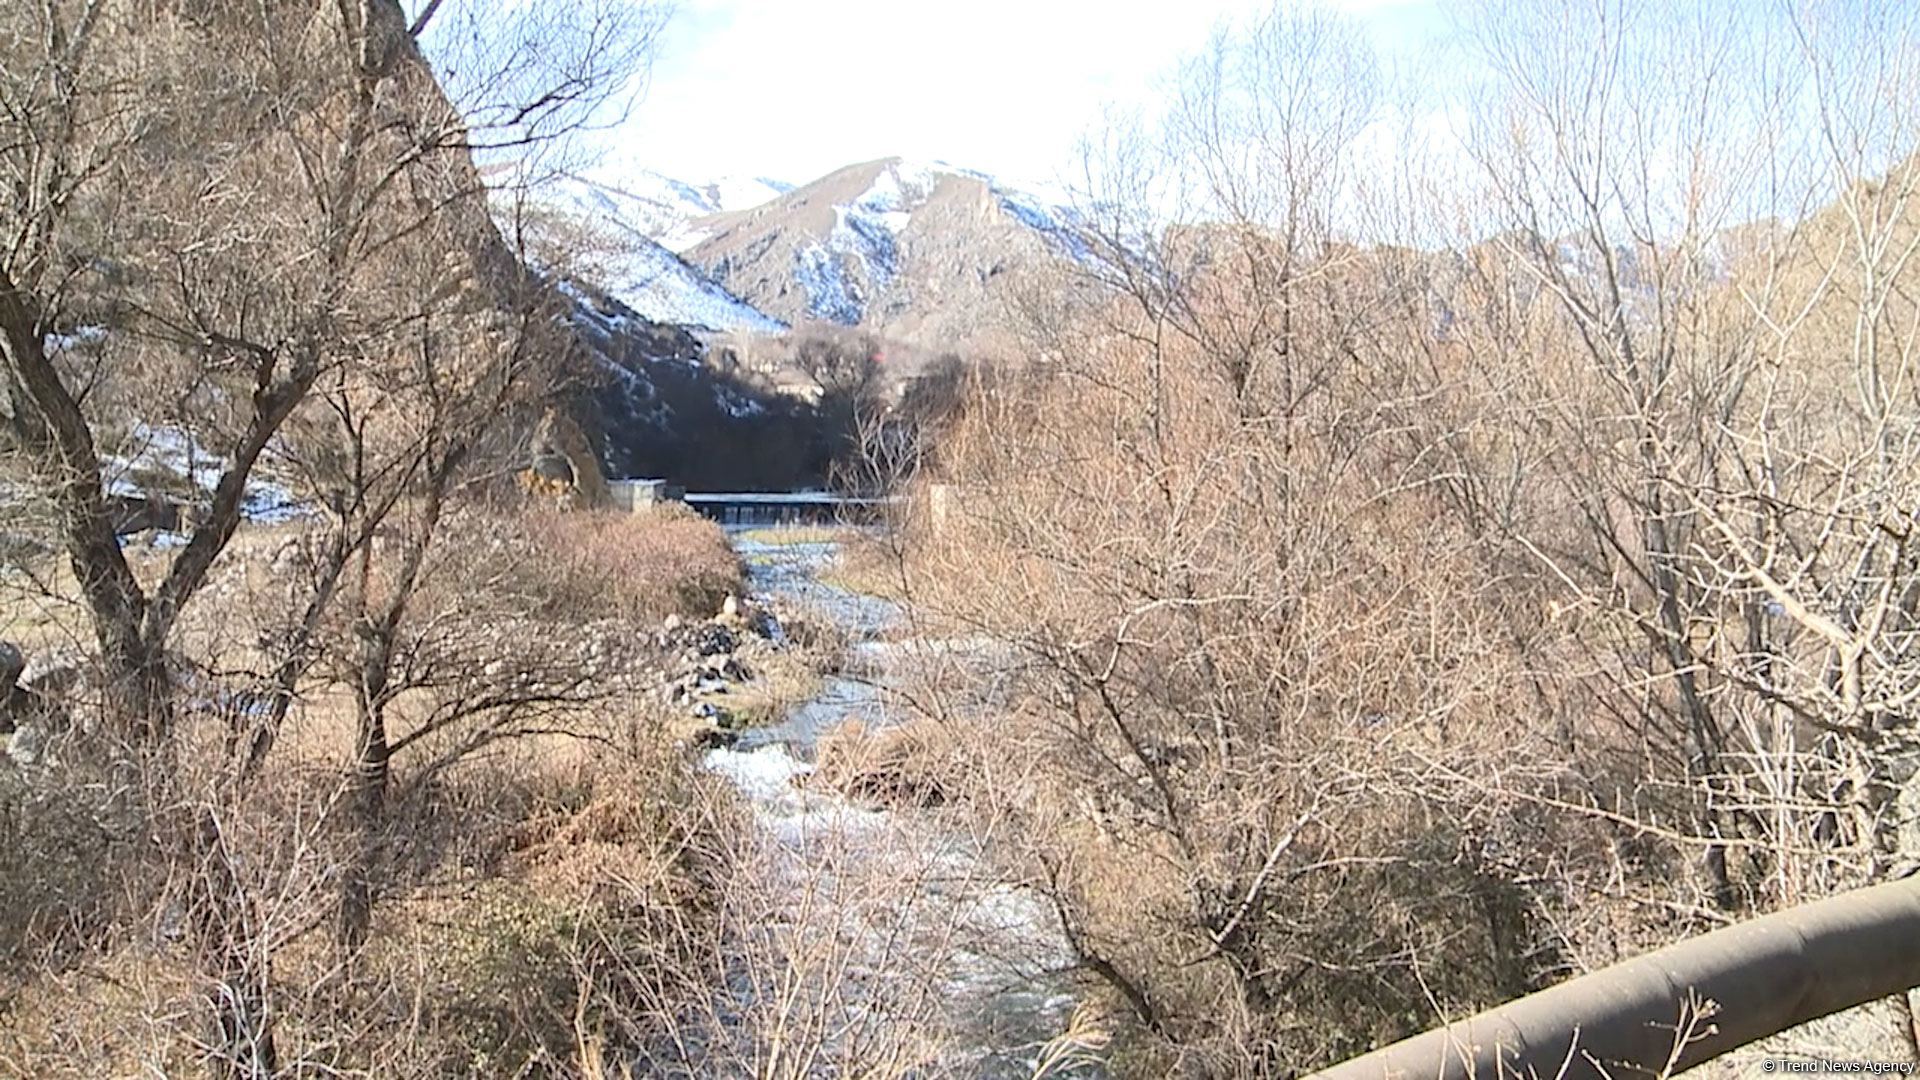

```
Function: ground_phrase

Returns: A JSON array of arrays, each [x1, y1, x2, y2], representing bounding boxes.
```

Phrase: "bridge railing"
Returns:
[[680, 493, 898, 527]]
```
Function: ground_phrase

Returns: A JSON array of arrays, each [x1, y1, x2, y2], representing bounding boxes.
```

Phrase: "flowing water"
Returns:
[[698, 533, 1100, 1079]]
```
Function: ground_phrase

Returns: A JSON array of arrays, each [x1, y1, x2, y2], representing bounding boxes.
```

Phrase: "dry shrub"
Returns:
[[0, 755, 173, 1079], [0, 759, 148, 983], [517, 505, 743, 624], [810, 718, 955, 808], [765, 599, 849, 660], [0, 947, 198, 1078], [332, 715, 733, 1077], [819, 533, 907, 601], [878, 261, 1620, 1073], [0, 690, 736, 1078]]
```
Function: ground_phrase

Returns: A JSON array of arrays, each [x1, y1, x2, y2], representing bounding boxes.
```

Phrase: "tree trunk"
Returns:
[[184, 809, 279, 1080], [0, 274, 169, 738], [338, 690, 390, 951]]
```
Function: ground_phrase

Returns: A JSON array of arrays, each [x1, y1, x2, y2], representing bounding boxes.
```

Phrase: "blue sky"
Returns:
[[593, 0, 1450, 186]]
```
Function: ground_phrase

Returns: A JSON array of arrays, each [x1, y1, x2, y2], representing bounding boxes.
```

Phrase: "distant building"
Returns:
[[606, 478, 686, 514]]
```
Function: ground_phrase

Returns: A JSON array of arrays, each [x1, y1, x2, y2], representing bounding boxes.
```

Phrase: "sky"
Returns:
[[592, 0, 1450, 188]]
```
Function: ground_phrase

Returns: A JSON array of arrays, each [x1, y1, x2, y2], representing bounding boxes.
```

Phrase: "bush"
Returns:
[[343, 728, 733, 1077], [810, 718, 953, 808], [517, 505, 743, 624]]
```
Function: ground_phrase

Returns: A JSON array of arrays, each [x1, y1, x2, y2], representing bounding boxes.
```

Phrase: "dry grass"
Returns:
[[0, 537, 186, 658], [0, 702, 737, 1079], [317, 725, 732, 1076], [517, 505, 743, 623], [817, 534, 907, 602], [0, 500, 758, 1078], [706, 646, 827, 730], [810, 718, 955, 808]]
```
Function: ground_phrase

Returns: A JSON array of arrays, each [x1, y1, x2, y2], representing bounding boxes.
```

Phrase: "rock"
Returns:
[[697, 623, 738, 657], [658, 618, 738, 658], [663, 613, 684, 633], [721, 593, 741, 621], [103, 494, 181, 536], [751, 608, 787, 645], [0, 679, 66, 738], [524, 407, 612, 508], [21, 652, 84, 700], [0, 642, 22, 688], [692, 725, 738, 750], [6, 722, 47, 766]]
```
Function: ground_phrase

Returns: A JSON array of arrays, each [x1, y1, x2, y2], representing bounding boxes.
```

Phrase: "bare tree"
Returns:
[[885, 1, 1920, 1073], [4, 3, 663, 1075]]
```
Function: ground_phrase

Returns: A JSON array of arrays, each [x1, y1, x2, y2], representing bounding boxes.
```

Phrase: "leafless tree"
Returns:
[[3, 3, 663, 1075], [888, 0, 1920, 1073]]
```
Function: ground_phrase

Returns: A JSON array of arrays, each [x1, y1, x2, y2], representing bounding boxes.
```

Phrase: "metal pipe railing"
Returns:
[[1309, 875, 1920, 1080]]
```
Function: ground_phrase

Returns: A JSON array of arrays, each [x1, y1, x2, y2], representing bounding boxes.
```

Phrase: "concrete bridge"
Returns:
[[682, 491, 894, 527], [605, 479, 896, 526]]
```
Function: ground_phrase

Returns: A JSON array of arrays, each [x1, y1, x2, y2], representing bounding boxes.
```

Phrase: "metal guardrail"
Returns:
[[1309, 875, 1920, 1080], [679, 492, 899, 526], [681, 493, 895, 506]]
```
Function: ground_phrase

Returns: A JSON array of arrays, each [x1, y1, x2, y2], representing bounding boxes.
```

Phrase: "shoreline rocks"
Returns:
[[656, 595, 800, 748]]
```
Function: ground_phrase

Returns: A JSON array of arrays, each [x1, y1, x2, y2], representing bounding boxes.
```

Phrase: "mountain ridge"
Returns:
[[544, 154, 1092, 348], [673, 155, 1090, 350]]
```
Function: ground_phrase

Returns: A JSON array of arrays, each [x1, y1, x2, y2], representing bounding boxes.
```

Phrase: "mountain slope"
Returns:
[[682, 157, 1090, 350], [528, 175, 790, 335], [562, 166, 793, 252], [561, 279, 853, 490]]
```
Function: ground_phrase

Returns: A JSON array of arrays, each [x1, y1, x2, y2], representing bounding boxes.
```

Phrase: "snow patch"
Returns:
[[43, 325, 107, 355], [760, 158, 1098, 328], [795, 242, 864, 325], [102, 423, 312, 527]]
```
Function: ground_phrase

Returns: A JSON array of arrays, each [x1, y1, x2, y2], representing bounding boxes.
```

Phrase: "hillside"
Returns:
[[682, 157, 1091, 351], [504, 157, 1104, 488], [562, 164, 793, 252], [561, 280, 851, 490], [517, 175, 789, 336]]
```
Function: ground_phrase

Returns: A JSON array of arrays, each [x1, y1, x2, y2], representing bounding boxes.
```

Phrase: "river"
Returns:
[[696, 531, 1104, 1079]]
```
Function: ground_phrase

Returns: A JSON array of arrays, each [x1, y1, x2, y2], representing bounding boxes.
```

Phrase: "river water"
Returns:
[[697, 533, 1101, 1079]]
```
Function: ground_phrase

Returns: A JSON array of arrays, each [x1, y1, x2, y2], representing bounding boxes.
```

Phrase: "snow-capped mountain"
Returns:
[[562, 166, 794, 253], [500, 153, 1101, 351], [526, 172, 791, 336], [681, 157, 1092, 348]]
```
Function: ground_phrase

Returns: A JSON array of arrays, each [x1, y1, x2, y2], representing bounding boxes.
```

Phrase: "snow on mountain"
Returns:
[[687, 157, 1093, 343], [593, 231, 787, 335], [801, 159, 1090, 324], [567, 166, 792, 252], [531, 174, 790, 336], [497, 153, 1097, 349]]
